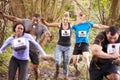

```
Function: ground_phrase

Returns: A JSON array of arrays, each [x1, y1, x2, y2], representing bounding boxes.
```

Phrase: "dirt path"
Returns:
[[0, 58, 88, 80], [27, 59, 88, 80]]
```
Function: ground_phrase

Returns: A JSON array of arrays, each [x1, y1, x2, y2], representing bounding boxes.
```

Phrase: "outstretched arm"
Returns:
[[0, 37, 12, 54], [41, 18, 60, 28], [93, 24, 109, 29], [27, 34, 47, 57], [1, 12, 22, 22]]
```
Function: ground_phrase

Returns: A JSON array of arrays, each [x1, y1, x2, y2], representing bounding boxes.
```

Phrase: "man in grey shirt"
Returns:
[[2, 13, 51, 80]]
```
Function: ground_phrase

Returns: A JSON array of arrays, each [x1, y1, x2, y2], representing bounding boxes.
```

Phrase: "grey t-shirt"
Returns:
[[22, 19, 48, 53]]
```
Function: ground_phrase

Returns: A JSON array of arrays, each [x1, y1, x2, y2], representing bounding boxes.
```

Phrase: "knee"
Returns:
[[32, 64, 38, 69], [83, 56, 88, 62], [72, 60, 77, 66], [83, 54, 89, 62], [72, 55, 79, 66]]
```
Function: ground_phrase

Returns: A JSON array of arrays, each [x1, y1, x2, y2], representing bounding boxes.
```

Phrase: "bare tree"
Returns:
[[92, 0, 120, 26], [0, 0, 9, 46], [10, 0, 26, 18]]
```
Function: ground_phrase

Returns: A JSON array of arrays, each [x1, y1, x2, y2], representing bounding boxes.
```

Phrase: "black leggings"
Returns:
[[8, 56, 28, 80]]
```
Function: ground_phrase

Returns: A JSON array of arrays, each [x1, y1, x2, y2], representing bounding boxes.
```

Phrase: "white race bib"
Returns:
[[13, 37, 27, 51], [107, 43, 120, 54], [61, 30, 70, 36], [78, 31, 86, 37]]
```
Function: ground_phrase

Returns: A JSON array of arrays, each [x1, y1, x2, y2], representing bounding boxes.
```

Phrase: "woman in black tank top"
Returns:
[[41, 12, 72, 80]]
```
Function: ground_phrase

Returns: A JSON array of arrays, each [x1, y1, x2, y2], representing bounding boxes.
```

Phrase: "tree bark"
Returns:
[[10, 0, 26, 18], [107, 0, 120, 26], [0, 0, 9, 46]]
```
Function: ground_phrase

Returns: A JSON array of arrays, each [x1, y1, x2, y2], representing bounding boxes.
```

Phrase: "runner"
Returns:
[[0, 22, 48, 80], [1, 13, 51, 80], [89, 26, 120, 80]]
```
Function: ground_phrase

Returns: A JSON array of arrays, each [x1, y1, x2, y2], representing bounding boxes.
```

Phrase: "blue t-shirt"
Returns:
[[72, 21, 94, 44]]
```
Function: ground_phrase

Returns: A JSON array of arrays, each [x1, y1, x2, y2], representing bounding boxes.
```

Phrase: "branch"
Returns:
[[54, 0, 67, 21], [73, 0, 86, 14], [97, 0, 103, 23], [73, 0, 92, 20]]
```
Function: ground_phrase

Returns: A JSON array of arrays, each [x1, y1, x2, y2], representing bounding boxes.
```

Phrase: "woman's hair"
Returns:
[[13, 22, 25, 33], [64, 12, 69, 17]]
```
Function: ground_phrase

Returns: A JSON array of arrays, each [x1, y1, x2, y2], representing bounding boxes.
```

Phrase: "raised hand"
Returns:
[[40, 18, 45, 24], [42, 55, 51, 60]]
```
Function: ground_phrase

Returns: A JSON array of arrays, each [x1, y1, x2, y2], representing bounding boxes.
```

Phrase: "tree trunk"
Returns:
[[107, 0, 120, 26], [0, 0, 9, 46], [10, 0, 26, 18]]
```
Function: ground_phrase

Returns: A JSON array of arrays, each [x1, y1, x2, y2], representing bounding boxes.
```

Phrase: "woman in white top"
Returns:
[[0, 22, 47, 80]]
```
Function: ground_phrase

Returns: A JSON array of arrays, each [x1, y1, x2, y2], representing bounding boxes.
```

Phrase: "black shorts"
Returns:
[[29, 51, 40, 65], [89, 63, 119, 80], [73, 43, 89, 55]]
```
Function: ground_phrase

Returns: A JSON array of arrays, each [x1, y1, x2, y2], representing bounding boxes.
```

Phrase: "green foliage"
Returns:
[[115, 17, 120, 27], [89, 28, 102, 45], [64, 1, 76, 19], [43, 28, 58, 54], [91, 0, 111, 24], [0, 27, 12, 73], [0, 47, 12, 73]]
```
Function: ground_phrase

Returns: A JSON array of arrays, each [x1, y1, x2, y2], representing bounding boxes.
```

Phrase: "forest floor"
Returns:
[[0, 57, 89, 80]]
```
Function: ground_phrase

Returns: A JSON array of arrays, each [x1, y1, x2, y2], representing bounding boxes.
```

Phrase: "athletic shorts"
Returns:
[[89, 63, 120, 80], [29, 51, 40, 65], [73, 43, 89, 55]]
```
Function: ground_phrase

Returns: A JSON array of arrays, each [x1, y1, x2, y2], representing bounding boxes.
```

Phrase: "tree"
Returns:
[[0, 0, 9, 46], [106, 0, 120, 26], [92, 0, 120, 26], [9, 0, 70, 47], [10, 0, 26, 18]]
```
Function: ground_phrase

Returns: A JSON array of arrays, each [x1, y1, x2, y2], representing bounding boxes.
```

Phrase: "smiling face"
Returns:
[[32, 17, 40, 25], [62, 12, 69, 23], [63, 17, 69, 23]]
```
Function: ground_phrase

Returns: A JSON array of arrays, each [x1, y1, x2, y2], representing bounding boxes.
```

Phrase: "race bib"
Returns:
[[78, 31, 86, 37], [61, 30, 70, 36], [13, 37, 27, 51], [107, 43, 120, 54]]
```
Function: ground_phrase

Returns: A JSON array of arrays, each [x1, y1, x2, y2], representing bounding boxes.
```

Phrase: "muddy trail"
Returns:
[[0, 57, 89, 80]]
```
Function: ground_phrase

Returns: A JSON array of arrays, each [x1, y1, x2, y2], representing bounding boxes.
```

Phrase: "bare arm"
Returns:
[[41, 18, 60, 28], [92, 44, 120, 59], [93, 24, 109, 29], [3, 13, 22, 22]]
